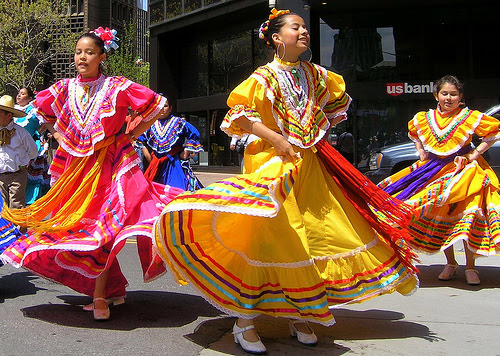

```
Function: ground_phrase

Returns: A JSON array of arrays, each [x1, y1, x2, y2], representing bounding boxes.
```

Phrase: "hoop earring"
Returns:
[[276, 42, 286, 60]]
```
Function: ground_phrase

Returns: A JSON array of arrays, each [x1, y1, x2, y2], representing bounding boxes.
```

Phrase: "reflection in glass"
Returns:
[[181, 41, 208, 98], [320, 20, 397, 82], [184, 0, 201, 13], [166, 0, 182, 19], [210, 31, 253, 95], [253, 29, 272, 68], [150, 0, 164, 24], [320, 20, 403, 168], [319, 20, 337, 67], [180, 27, 275, 99]]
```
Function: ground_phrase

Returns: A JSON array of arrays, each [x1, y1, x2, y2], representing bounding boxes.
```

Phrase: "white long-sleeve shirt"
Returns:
[[0, 120, 39, 173]]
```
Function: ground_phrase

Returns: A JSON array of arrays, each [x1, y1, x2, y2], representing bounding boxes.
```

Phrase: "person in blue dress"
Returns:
[[139, 100, 203, 191], [14, 88, 50, 204]]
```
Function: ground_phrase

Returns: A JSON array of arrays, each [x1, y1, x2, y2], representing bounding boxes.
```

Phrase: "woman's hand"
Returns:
[[126, 133, 135, 144], [414, 140, 428, 161], [466, 141, 494, 162], [272, 135, 299, 163], [180, 149, 190, 160], [142, 146, 152, 162], [330, 114, 347, 127], [38, 123, 49, 134], [465, 149, 480, 162], [418, 149, 428, 161]]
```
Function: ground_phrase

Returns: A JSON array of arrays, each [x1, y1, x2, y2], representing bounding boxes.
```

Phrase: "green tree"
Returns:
[[104, 23, 150, 87], [0, 0, 78, 92]]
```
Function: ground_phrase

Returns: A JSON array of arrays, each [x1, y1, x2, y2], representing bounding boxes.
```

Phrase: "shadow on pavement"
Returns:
[[0, 271, 46, 303], [329, 309, 442, 342], [416, 264, 500, 290], [186, 309, 439, 355], [20, 290, 222, 330], [186, 316, 351, 355]]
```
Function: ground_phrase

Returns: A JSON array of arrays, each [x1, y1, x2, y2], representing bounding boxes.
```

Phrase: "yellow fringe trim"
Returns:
[[2, 136, 115, 234]]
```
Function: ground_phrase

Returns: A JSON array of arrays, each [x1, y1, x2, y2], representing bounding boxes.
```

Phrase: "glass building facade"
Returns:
[[150, 0, 500, 167], [316, 2, 500, 167]]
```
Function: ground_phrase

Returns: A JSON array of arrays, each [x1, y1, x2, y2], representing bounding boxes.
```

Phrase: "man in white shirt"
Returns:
[[0, 95, 38, 209], [230, 134, 259, 173]]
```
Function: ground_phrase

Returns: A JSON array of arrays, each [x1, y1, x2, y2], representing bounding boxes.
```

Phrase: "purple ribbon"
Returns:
[[384, 145, 472, 200]]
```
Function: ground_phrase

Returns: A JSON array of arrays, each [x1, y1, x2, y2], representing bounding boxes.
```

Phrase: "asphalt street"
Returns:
[[1, 168, 499, 355]]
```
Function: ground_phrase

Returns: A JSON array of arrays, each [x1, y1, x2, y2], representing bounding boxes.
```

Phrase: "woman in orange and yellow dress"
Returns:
[[154, 9, 418, 354]]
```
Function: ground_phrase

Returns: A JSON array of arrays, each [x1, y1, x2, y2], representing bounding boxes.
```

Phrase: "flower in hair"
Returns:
[[269, 8, 290, 20], [90, 27, 120, 52]]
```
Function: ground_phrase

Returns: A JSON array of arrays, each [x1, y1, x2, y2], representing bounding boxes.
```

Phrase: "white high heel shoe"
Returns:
[[232, 321, 266, 355], [289, 319, 318, 345]]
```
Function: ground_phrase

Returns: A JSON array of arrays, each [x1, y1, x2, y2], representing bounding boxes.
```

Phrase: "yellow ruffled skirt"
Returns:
[[379, 156, 500, 255], [154, 139, 418, 326]]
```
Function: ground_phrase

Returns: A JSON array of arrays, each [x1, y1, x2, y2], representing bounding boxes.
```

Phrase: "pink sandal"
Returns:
[[82, 297, 125, 311], [92, 297, 110, 321], [465, 269, 480, 285], [438, 264, 458, 281]]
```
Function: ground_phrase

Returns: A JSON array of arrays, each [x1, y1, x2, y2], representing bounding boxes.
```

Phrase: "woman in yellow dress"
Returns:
[[154, 9, 418, 354], [380, 75, 500, 286]]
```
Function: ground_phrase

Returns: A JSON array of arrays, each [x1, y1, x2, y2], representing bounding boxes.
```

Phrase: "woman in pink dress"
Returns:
[[0, 29, 183, 321]]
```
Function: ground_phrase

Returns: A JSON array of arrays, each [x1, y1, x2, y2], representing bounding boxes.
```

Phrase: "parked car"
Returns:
[[365, 104, 500, 184]]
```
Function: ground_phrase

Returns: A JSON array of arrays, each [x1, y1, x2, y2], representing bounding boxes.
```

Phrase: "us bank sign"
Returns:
[[386, 82, 434, 96]]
